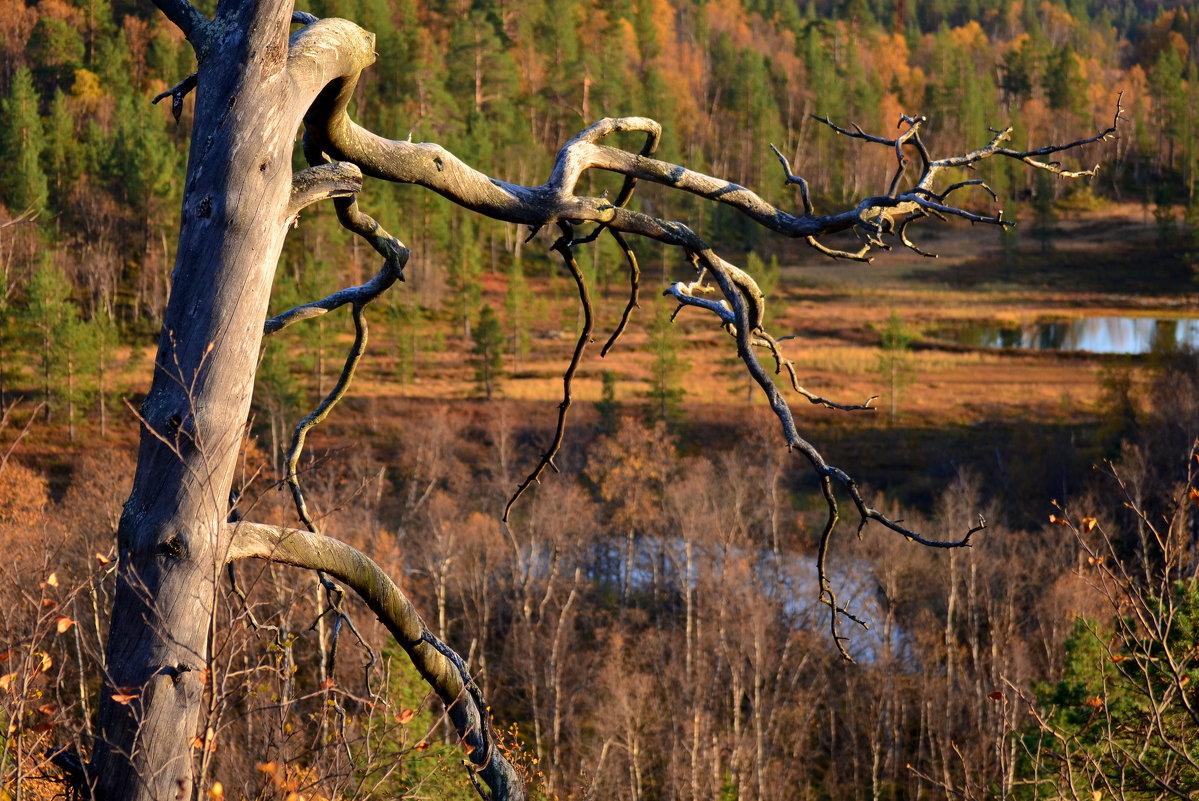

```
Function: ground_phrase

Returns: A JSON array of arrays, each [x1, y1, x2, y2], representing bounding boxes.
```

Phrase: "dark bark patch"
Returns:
[[157, 532, 187, 560], [196, 196, 212, 219]]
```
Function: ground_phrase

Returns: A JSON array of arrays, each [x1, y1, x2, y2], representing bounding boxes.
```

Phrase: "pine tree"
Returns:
[[503, 259, 532, 368], [0, 68, 49, 214], [645, 303, 687, 424], [43, 89, 79, 203], [22, 260, 77, 425], [471, 303, 504, 400]]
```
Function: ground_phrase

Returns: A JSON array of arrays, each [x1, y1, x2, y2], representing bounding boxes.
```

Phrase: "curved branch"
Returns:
[[285, 18, 1109, 658], [287, 161, 364, 220], [226, 521, 524, 800]]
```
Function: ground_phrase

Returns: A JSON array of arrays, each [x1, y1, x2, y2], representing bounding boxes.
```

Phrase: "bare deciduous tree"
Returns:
[[83, 0, 1119, 798]]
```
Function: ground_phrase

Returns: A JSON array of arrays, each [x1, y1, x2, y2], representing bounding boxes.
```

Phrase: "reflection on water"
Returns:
[[940, 317, 1199, 354]]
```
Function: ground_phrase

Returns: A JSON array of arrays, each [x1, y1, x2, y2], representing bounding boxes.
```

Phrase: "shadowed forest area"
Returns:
[[2, 0, 1199, 798]]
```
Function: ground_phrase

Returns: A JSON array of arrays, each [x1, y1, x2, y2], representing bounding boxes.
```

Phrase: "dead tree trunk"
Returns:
[[87, 3, 372, 798], [84, 0, 1119, 795]]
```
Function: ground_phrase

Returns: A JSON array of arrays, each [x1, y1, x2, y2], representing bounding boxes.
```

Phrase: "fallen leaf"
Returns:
[[41, 599, 57, 610], [415, 740, 429, 751], [38, 702, 58, 716], [45, 573, 58, 588], [1111, 654, 1127, 663], [111, 693, 138, 705], [1085, 696, 1104, 708], [396, 708, 417, 725], [95, 552, 112, 566], [0, 673, 16, 692], [320, 678, 335, 690], [189, 736, 203, 749], [55, 616, 74, 634]]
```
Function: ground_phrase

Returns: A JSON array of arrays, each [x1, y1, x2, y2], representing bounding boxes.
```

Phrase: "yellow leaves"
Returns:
[[70, 68, 107, 115], [0, 673, 17, 692], [257, 762, 278, 776], [44, 573, 58, 588], [1080, 517, 1098, 533], [1189, 487, 1199, 509], [54, 616, 74, 634], [1111, 654, 1127, 663], [1048, 514, 1070, 526], [414, 740, 430, 751], [208, 782, 224, 800], [37, 653, 51, 672], [95, 551, 113, 566], [111, 689, 138, 705]]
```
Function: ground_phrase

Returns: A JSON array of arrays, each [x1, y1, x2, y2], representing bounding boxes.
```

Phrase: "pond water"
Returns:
[[937, 316, 1199, 354]]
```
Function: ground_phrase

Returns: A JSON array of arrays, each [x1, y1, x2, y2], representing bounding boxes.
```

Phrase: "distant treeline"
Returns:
[[0, 0, 1196, 426]]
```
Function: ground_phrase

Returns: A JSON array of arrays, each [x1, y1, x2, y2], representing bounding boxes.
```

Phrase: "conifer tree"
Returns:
[[0, 67, 48, 214], [43, 89, 79, 203], [22, 259, 77, 424], [503, 259, 532, 367], [646, 302, 687, 424], [471, 303, 504, 400]]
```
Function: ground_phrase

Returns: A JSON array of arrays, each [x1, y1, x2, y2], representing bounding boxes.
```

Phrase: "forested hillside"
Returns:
[[1, 0, 1199, 799], [0, 0, 1196, 391]]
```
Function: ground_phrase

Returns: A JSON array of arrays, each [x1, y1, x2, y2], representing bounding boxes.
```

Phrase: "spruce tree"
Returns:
[[0, 68, 49, 214], [471, 303, 504, 400]]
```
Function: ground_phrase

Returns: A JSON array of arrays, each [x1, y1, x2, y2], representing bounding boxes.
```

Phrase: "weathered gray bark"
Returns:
[[87, 0, 1118, 795], [88, 3, 376, 799]]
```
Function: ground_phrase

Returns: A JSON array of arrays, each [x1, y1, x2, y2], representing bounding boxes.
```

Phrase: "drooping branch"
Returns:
[[283, 7, 1109, 690], [225, 521, 524, 800], [504, 223, 594, 522]]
